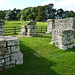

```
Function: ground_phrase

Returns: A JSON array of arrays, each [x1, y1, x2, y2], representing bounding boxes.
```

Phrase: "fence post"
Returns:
[[41, 26, 42, 33], [14, 27, 16, 34], [46, 26, 47, 31]]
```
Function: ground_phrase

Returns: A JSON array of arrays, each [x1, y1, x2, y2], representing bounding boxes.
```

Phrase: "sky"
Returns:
[[0, 0, 75, 11]]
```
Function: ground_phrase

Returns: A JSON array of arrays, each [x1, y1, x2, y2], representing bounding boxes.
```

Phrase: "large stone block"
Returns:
[[50, 29, 75, 50]]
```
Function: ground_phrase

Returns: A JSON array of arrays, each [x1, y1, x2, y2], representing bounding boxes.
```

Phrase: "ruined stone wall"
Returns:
[[0, 20, 4, 36], [46, 17, 75, 34], [18, 21, 37, 36], [50, 29, 75, 50], [0, 36, 23, 71], [49, 17, 75, 50]]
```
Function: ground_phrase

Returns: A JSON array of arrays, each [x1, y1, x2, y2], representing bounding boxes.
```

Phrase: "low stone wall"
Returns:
[[0, 36, 23, 71], [50, 29, 75, 50], [0, 20, 4, 36]]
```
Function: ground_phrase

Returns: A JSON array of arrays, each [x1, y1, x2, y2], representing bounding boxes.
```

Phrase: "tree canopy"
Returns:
[[0, 3, 75, 21]]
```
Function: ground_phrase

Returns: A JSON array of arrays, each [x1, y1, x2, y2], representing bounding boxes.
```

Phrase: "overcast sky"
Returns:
[[0, 0, 75, 11]]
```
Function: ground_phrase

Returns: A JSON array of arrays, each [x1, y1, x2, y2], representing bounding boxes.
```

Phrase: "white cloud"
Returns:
[[0, 0, 8, 6], [40, 0, 75, 11]]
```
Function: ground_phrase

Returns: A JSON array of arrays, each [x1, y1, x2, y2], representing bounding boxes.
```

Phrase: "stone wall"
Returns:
[[0, 20, 4, 36], [50, 29, 75, 50], [46, 17, 75, 35], [0, 36, 23, 71], [48, 17, 75, 50], [19, 21, 37, 36]]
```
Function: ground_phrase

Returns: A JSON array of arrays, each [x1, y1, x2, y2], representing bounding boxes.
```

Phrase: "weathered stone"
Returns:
[[0, 36, 23, 70], [11, 46, 20, 53], [46, 17, 75, 36], [0, 20, 4, 36], [18, 21, 37, 36], [0, 39, 6, 47], [50, 29, 75, 50], [0, 48, 7, 55], [0, 59, 4, 67]]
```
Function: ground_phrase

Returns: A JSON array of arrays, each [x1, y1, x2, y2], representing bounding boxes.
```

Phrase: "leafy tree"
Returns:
[[27, 13, 36, 20], [56, 9, 64, 19], [66, 11, 75, 17], [0, 10, 7, 19], [36, 6, 45, 21], [5, 11, 12, 21], [47, 4, 54, 19]]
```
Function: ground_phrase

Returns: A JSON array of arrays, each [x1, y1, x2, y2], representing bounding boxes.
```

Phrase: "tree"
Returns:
[[36, 6, 45, 21], [56, 9, 64, 19], [26, 13, 36, 20], [5, 11, 12, 21], [0, 10, 7, 19], [47, 4, 54, 19], [66, 11, 75, 17]]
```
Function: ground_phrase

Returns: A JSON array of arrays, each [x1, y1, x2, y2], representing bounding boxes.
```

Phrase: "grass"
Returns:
[[1, 21, 75, 75], [5, 21, 47, 27], [4, 21, 47, 36], [0, 34, 75, 75]]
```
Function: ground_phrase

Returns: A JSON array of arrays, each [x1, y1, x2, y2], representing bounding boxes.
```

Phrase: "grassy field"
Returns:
[[5, 21, 47, 27], [4, 21, 47, 36], [0, 21, 75, 75], [0, 34, 75, 75]]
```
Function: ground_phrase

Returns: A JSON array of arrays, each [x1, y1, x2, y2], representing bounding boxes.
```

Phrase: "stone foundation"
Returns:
[[0, 20, 4, 36], [50, 29, 75, 50], [18, 21, 37, 36], [0, 36, 23, 71]]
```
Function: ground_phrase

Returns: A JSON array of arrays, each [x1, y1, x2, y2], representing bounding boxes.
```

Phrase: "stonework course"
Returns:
[[0, 36, 23, 71], [18, 21, 37, 37], [0, 20, 4, 36]]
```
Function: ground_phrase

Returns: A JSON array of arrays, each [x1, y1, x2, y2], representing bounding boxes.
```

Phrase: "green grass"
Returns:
[[0, 34, 75, 75], [5, 21, 47, 27], [4, 21, 47, 36]]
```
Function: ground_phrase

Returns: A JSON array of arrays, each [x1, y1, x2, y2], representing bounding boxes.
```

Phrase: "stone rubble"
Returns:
[[0, 36, 23, 71]]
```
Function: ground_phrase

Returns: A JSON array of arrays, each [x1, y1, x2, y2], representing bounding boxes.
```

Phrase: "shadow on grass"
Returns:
[[0, 40, 60, 75], [34, 34, 52, 39], [65, 46, 75, 52], [19, 40, 60, 75], [4, 33, 18, 36]]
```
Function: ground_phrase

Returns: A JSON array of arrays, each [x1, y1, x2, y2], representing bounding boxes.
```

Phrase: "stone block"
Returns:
[[50, 29, 75, 50], [11, 46, 20, 53], [0, 48, 7, 55]]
